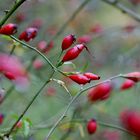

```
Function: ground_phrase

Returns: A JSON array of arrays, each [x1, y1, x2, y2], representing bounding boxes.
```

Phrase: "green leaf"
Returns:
[[23, 120, 30, 137], [63, 62, 76, 69]]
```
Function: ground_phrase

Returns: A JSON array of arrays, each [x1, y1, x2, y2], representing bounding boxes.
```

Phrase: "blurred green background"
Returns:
[[0, 0, 140, 140]]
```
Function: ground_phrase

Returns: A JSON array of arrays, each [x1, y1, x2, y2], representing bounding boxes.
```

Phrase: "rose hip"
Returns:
[[62, 44, 85, 62], [69, 74, 90, 85], [84, 72, 100, 80], [61, 34, 76, 51], [121, 79, 135, 90], [0, 23, 17, 35], [123, 72, 140, 82], [88, 82, 112, 102], [87, 119, 97, 135], [120, 109, 140, 136], [19, 27, 38, 42]]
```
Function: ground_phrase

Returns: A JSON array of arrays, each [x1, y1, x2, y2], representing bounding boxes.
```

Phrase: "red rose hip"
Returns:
[[87, 119, 97, 134], [61, 34, 76, 50], [84, 72, 100, 80], [0, 23, 17, 35], [120, 79, 135, 90], [69, 74, 90, 85]]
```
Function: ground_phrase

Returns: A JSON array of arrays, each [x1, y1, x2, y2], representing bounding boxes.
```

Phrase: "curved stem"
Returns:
[[10, 35, 56, 70], [5, 70, 55, 138], [0, 0, 27, 27], [45, 74, 123, 140], [10, 36, 67, 76], [33, 118, 138, 138]]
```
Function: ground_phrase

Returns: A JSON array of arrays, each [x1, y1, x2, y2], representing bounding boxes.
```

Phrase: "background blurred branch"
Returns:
[[47, 0, 92, 45], [102, 0, 140, 22]]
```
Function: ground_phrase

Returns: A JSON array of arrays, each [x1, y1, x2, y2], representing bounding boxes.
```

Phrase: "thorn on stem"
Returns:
[[4, 10, 9, 15]]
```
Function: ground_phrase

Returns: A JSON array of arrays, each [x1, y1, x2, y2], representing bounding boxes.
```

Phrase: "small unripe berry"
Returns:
[[87, 119, 97, 135], [61, 34, 76, 50], [0, 23, 17, 35]]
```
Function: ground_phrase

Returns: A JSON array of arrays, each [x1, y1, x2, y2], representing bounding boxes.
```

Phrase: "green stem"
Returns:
[[33, 118, 138, 138], [9, 44, 16, 55], [5, 70, 55, 138], [60, 110, 77, 140], [0, 0, 27, 27], [45, 74, 123, 140], [10, 36, 67, 76], [10, 35, 56, 70]]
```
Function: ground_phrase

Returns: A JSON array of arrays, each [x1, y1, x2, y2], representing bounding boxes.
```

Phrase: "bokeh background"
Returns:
[[0, 0, 140, 139]]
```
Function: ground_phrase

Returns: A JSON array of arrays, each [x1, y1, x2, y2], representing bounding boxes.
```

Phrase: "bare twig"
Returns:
[[45, 74, 123, 140]]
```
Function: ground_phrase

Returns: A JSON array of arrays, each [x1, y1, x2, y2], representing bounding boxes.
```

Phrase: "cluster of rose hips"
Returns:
[[59, 34, 100, 85], [86, 72, 140, 135], [0, 23, 38, 42], [88, 72, 140, 103], [1, 22, 140, 138]]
